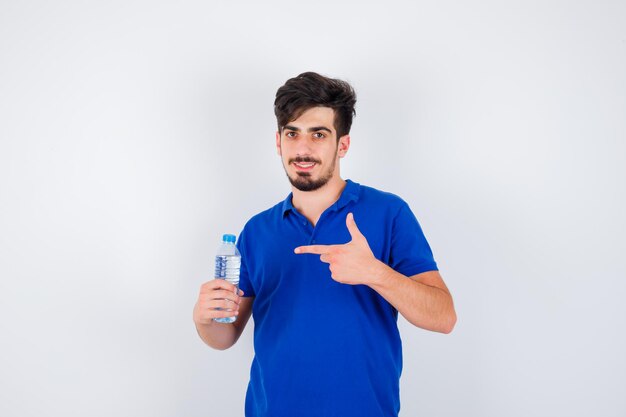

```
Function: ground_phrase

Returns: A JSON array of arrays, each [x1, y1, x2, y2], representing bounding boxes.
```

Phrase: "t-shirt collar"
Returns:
[[281, 179, 360, 218]]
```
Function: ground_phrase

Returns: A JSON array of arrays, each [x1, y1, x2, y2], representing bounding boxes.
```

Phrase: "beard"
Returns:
[[284, 151, 337, 192]]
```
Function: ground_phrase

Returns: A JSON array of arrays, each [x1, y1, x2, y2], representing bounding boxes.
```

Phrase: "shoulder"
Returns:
[[355, 182, 410, 214]]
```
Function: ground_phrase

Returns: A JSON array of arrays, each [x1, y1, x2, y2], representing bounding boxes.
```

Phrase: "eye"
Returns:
[[285, 131, 297, 138], [312, 132, 326, 139]]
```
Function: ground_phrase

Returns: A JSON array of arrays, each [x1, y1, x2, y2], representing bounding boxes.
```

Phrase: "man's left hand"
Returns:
[[294, 213, 381, 285]]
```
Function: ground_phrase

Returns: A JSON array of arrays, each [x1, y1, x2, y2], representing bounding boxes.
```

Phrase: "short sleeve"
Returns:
[[236, 227, 256, 297], [389, 203, 438, 277]]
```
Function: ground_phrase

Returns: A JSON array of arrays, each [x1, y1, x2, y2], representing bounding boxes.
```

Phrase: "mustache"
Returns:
[[289, 157, 321, 164]]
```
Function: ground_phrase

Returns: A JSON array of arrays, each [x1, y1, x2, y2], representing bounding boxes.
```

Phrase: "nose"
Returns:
[[294, 136, 314, 156]]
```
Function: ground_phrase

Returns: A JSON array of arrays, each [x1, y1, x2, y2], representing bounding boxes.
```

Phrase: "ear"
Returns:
[[275, 131, 281, 156], [337, 135, 350, 158]]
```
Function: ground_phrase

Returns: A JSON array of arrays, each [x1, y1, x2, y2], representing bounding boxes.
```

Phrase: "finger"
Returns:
[[294, 244, 332, 255], [201, 279, 238, 293], [346, 212, 364, 240], [202, 308, 239, 321], [202, 289, 241, 303], [206, 299, 239, 310], [201, 279, 239, 294], [212, 309, 239, 319], [194, 299, 239, 323], [319, 254, 331, 263]]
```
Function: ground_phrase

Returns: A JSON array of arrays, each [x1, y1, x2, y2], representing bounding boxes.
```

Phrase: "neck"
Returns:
[[291, 176, 346, 227]]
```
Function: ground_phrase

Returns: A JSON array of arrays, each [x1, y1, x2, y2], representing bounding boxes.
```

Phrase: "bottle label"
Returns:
[[215, 255, 241, 285]]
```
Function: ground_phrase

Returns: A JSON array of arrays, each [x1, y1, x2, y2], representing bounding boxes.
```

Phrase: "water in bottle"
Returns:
[[213, 233, 241, 324]]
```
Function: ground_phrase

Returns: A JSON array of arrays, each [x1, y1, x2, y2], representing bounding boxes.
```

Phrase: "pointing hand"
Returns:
[[294, 213, 380, 285]]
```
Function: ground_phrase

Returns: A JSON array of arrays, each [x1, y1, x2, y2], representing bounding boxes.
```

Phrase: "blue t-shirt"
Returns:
[[236, 179, 438, 417]]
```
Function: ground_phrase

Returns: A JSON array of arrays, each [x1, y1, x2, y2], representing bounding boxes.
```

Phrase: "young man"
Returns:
[[193, 72, 456, 417]]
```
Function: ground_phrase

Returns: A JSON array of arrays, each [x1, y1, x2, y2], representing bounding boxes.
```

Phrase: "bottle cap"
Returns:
[[222, 234, 236, 243]]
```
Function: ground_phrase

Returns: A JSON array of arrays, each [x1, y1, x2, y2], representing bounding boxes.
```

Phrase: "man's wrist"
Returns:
[[366, 259, 392, 288]]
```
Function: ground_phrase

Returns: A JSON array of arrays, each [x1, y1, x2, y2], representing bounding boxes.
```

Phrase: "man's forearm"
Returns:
[[195, 321, 239, 350], [368, 262, 456, 333]]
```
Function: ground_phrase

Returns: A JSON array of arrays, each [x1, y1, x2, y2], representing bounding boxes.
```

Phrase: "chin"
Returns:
[[289, 174, 332, 192]]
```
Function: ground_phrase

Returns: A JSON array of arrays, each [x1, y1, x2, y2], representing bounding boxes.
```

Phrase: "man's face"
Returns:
[[276, 107, 350, 192]]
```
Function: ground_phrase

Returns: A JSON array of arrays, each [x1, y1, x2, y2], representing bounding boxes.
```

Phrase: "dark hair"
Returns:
[[274, 72, 357, 139]]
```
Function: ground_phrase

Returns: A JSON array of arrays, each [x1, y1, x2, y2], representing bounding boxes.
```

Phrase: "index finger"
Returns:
[[201, 279, 241, 294], [294, 245, 332, 255]]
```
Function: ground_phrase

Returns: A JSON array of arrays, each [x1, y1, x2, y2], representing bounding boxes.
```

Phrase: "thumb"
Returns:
[[346, 212, 364, 241]]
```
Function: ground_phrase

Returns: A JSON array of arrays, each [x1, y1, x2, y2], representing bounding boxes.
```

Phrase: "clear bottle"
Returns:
[[213, 233, 241, 324]]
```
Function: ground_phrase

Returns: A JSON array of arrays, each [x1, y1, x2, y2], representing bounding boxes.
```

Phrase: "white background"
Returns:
[[1, 1, 625, 416]]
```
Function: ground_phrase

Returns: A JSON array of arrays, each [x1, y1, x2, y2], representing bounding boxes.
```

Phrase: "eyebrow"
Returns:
[[283, 125, 332, 133]]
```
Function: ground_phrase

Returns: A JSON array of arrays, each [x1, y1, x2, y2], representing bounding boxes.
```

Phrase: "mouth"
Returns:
[[292, 161, 317, 171]]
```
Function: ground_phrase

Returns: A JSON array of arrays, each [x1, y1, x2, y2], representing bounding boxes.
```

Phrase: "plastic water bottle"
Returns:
[[213, 233, 241, 324]]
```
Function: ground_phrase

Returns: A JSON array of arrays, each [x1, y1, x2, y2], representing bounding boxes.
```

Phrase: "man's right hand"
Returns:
[[193, 279, 244, 325]]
